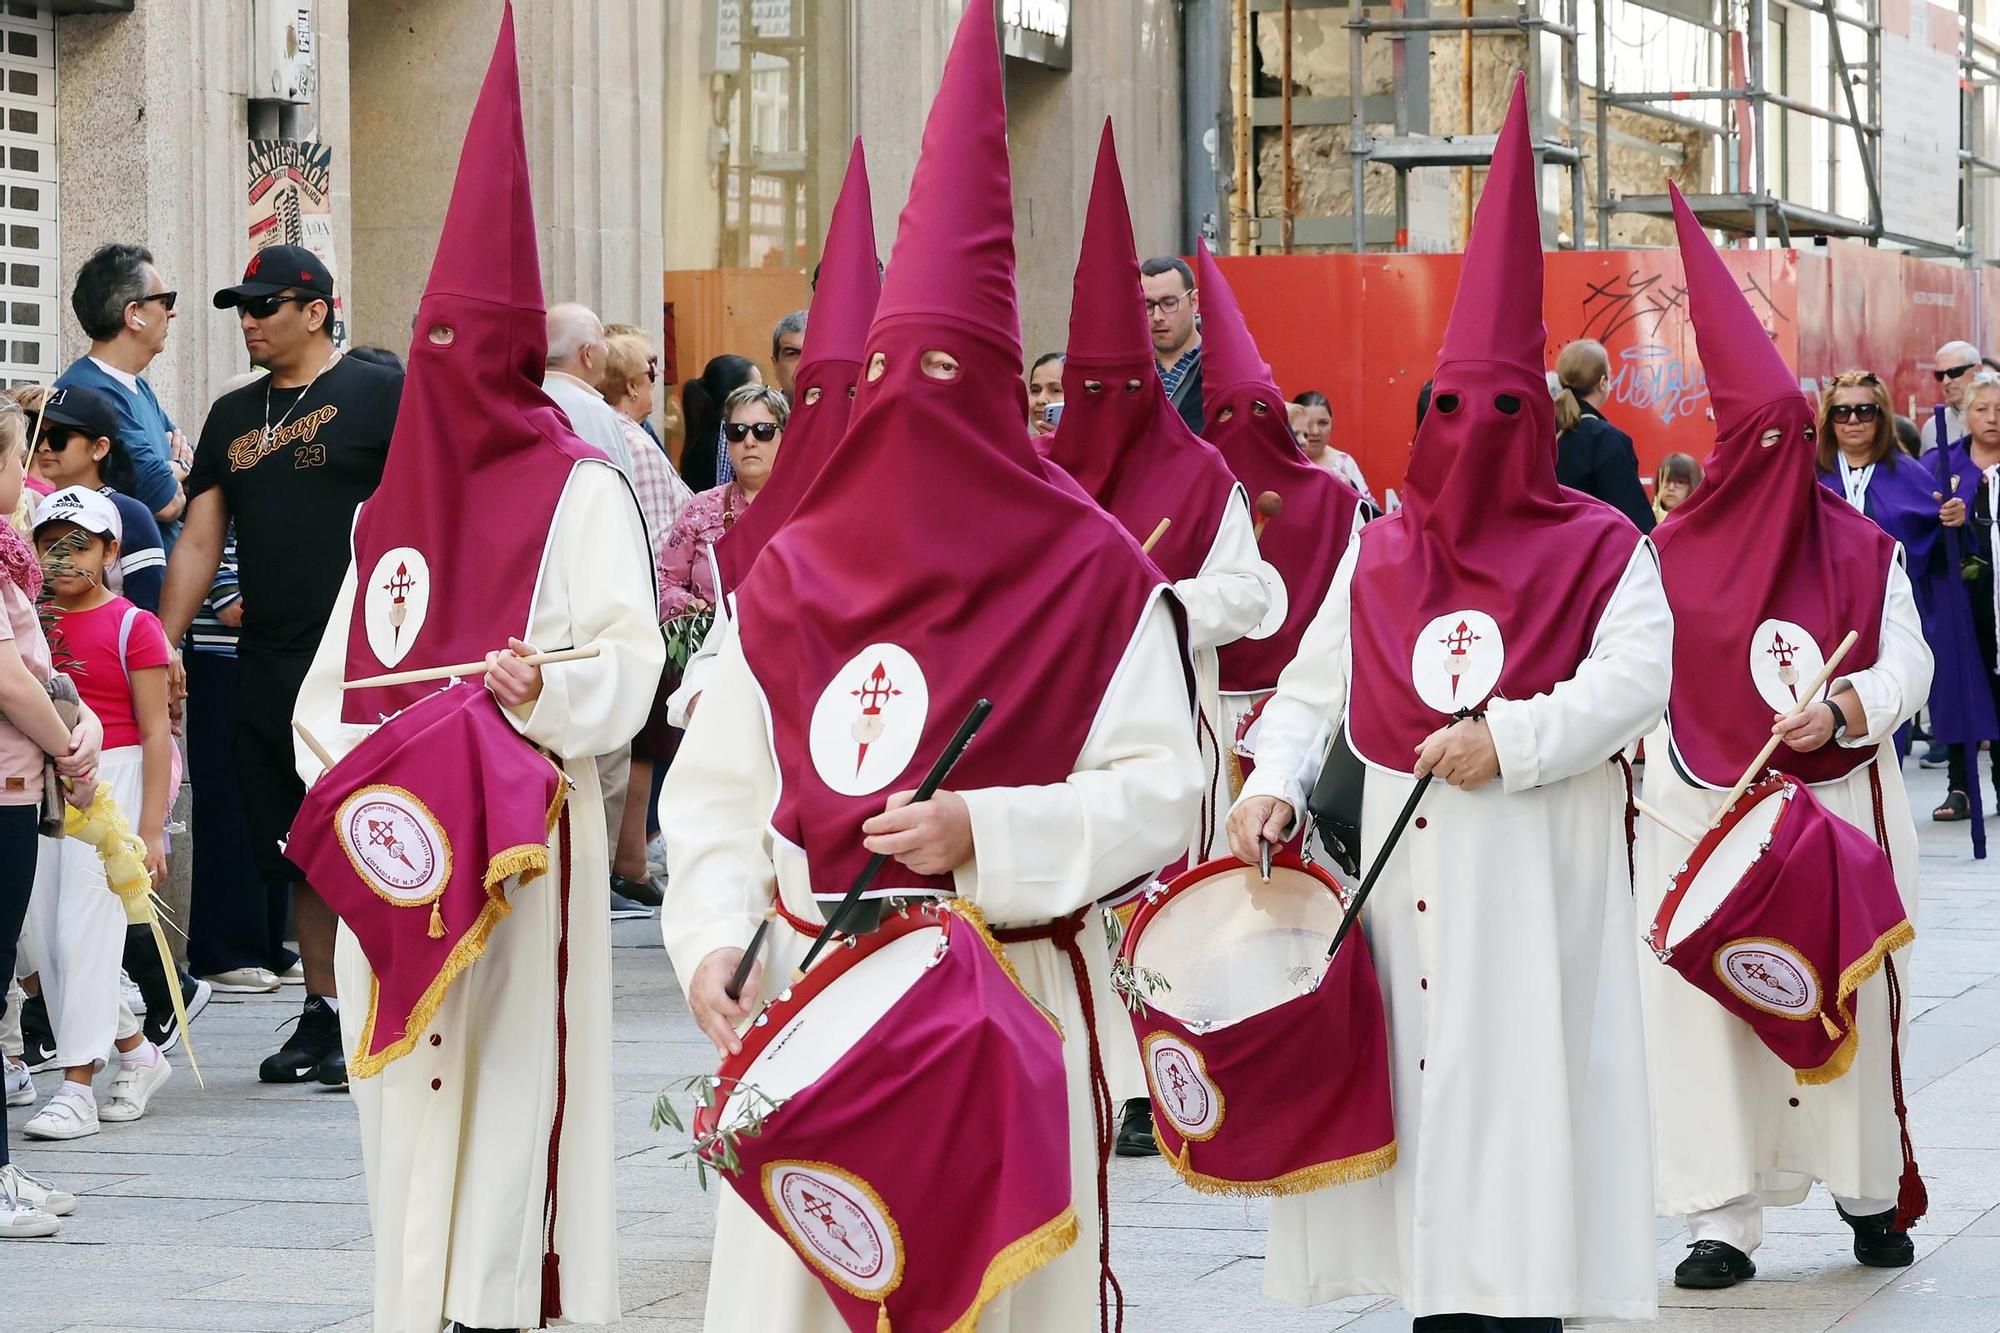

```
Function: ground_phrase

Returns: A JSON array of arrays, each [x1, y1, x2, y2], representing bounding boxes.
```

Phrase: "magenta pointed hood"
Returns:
[[1194, 240, 1363, 693], [732, 0, 1176, 913], [1654, 184, 1892, 788], [716, 138, 881, 593], [1038, 121, 1241, 584], [1344, 74, 1645, 772], [341, 1, 610, 723]]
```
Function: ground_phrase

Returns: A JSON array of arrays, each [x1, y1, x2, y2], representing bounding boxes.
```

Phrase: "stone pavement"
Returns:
[[1, 763, 1995, 1332]]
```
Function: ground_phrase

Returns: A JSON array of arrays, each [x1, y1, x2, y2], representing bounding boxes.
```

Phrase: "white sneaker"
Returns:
[[0, 1163, 75, 1217], [277, 961, 305, 986], [0, 1181, 59, 1238], [3, 1056, 30, 1107], [202, 966, 281, 994], [646, 832, 670, 878], [120, 969, 145, 1016], [23, 1085, 98, 1141], [100, 1048, 171, 1123]]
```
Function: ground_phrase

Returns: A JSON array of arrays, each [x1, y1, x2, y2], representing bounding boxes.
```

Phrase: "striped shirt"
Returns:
[[1159, 343, 1201, 401], [188, 525, 242, 658]]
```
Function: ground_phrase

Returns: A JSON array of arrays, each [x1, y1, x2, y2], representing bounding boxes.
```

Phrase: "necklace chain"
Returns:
[[263, 349, 342, 446]]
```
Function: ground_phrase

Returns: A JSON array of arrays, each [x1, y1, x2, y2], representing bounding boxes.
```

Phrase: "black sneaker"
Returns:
[[144, 976, 213, 1054], [260, 995, 342, 1085], [19, 993, 56, 1073], [1838, 1203, 1915, 1268], [1114, 1097, 1158, 1157], [1674, 1239, 1756, 1289], [610, 872, 663, 909]]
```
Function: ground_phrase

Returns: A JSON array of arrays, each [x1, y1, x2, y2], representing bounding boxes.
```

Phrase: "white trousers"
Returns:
[[1687, 1191, 1897, 1254], [598, 742, 632, 861], [25, 746, 145, 1072]]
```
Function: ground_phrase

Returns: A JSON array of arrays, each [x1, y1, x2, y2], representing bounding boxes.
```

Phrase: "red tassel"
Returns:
[[1897, 1158, 1929, 1232], [541, 1251, 563, 1324], [1884, 953, 1927, 1231]]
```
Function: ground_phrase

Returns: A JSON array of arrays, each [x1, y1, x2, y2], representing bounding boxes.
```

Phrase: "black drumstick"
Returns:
[[794, 698, 995, 979], [723, 908, 778, 1003], [1324, 773, 1433, 962]]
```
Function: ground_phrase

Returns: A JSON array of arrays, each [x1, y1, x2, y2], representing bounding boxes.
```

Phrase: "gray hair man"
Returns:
[[1921, 339, 1983, 454], [543, 302, 635, 476], [771, 307, 808, 399]]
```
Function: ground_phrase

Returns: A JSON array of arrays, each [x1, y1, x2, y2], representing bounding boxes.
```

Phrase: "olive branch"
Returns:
[[650, 1073, 783, 1192], [1101, 908, 1171, 1016], [662, 607, 715, 672]]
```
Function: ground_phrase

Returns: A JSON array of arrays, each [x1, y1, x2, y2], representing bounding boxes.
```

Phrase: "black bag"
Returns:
[[1306, 723, 1366, 876]]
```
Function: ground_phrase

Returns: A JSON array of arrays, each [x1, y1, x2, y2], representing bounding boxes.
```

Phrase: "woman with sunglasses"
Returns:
[[656, 383, 788, 624], [14, 384, 165, 614]]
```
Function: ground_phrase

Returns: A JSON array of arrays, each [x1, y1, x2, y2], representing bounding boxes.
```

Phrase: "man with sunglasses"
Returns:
[[156, 244, 402, 1089], [1920, 340, 1983, 455], [1142, 254, 1204, 431], [55, 243, 193, 535]]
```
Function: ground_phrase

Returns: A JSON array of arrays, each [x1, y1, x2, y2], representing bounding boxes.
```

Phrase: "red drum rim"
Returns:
[[1646, 770, 1798, 962], [1120, 851, 1345, 967], [693, 903, 957, 1140], [1233, 693, 1271, 745]]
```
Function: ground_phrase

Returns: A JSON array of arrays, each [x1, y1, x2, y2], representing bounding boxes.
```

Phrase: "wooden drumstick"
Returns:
[[292, 720, 336, 773], [1253, 491, 1283, 541], [343, 644, 601, 690], [1634, 797, 1699, 845], [1709, 629, 1860, 827], [1140, 517, 1171, 554]]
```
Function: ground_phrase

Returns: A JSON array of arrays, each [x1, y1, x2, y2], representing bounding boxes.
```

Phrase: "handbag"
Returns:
[[1305, 723, 1365, 877]]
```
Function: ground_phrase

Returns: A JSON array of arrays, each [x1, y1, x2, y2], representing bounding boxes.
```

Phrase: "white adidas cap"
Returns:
[[32, 485, 122, 543]]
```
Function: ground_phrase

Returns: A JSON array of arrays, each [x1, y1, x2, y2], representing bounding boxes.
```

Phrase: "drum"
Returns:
[[1230, 693, 1271, 787], [1647, 772, 1913, 1084], [1119, 853, 1395, 1196], [691, 901, 1076, 1333]]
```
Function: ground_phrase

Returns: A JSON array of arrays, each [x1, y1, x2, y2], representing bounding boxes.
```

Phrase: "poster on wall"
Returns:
[[247, 138, 345, 346], [1879, 0, 1961, 249]]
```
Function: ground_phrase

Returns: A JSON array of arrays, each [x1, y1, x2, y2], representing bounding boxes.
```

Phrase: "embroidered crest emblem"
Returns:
[[1715, 939, 1821, 1019], [336, 786, 451, 908], [361, 547, 432, 669], [1748, 618, 1828, 714], [1144, 1033, 1223, 1140], [808, 644, 930, 797], [1410, 610, 1504, 714], [763, 1161, 905, 1299]]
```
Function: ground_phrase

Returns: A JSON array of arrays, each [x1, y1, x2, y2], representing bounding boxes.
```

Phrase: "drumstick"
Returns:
[[1258, 835, 1273, 884], [1634, 797, 1699, 845], [1709, 629, 1860, 827], [292, 720, 336, 772], [1324, 772, 1433, 962], [1252, 491, 1283, 541], [724, 906, 779, 1002], [794, 698, 995, 979], [342, 644, 601, 690], [1140, 517, 1171, 554]]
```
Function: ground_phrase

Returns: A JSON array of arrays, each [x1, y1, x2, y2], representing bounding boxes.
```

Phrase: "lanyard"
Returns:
[[1838, 456, 1874, 511]]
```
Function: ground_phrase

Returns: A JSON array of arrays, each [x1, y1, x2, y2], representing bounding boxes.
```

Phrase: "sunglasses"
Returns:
[[237, 291, 315, 319], [132, 291, 177, 312], [724, 421, 781, 443], [1935, 362, 1980, 382], [34, 431, 70, 454], [1828, 403, 1882, 423]]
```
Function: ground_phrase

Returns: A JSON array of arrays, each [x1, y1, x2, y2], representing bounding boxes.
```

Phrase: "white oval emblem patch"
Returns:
[[1411, 610, 1504, 715], [1748, 618, 1829, 714], [1714, 939, 1821, 1019], [1145, 1033, 1223, 1141], [764, 1161, 903, 1298], [808, 644, 929, 797], [337, 786, 450, 906], [361, 547, 431, 669]]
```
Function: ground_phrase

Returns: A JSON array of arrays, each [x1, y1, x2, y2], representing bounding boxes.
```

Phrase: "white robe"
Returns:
[[293, 461, 664, 1333], [1637, 557, 1931, 1217], [1236, 537, 1670, 1323], [660, 598, 1201, 1332]]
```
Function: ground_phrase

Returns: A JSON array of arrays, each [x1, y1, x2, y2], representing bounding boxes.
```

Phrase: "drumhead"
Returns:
[[1662, 787, 1788, 950], [720, 923, 944, 1129], [1130, 861, 1345, 1028]]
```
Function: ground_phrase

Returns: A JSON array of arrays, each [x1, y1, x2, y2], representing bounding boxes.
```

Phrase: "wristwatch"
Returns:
[[1824, 700, 1849, 742]]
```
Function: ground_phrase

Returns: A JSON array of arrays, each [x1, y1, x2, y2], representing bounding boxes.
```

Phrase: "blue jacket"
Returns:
[[54, 356, 180, 520]]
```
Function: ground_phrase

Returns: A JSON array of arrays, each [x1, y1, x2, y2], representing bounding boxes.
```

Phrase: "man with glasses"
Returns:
[[56, 243, 193, 534], [1921, 340, 1983, 454], [1143, 254, 1205, 431], [156, 244, 403, 1089]]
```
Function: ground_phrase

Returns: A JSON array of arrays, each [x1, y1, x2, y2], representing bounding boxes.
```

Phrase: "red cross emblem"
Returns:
[[849, 661, 902, 776], [1441, 619, 1480, 699], [799, 1188, 860, 1259], [382, 560, 416, 639], [1765, 631, 1802, 700], [365, 818, 418, 874]]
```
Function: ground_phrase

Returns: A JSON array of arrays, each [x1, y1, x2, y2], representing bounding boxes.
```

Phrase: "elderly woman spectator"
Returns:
[[658, 383, 787, 621], [601, 328, 692, 554]]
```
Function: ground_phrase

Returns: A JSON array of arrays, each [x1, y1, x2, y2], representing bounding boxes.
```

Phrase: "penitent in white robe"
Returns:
[[1637, 556, 1931, 1222], [293, 462, 664, 1333], [660, 598, 1201, 1333], [1236, 536, 1671, 1323]]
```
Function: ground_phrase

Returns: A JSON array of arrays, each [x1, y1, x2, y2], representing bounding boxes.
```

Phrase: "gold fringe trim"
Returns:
[[939, 1207, 1080, 1333], [1163, 1138, 1398, 1198], [485, 842, 551, 892], [945, 900, 1065, 1040], [1795, 919, 1916, 1088], [350, 876, 514, 1080]]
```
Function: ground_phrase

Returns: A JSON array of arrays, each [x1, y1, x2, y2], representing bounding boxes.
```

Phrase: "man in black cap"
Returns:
[[157, 245, 402, 1087]]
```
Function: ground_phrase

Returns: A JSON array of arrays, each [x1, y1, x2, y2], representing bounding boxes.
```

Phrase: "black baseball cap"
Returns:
[[211, 244, 335, 309], [38, 385, 120, 443]]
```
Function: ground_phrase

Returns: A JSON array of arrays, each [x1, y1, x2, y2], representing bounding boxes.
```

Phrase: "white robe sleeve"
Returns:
[[1231, 539, 1361, 830], [949, 597, 1202, 922], [1485, 540, 1674, 793], [658, 616, 778, 992], [1835, 552, 1932, 747], [1173, 490, 1282, 650]]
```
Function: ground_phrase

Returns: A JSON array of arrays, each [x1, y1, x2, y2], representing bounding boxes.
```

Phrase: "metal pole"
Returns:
[[1283, 0, 1296, 251], [1238, 0, 1255, 253], [1963, 0, 1978, 264], [1458, 0, 1472, 246], [1352, 0, 1371, 251], [1181, 0, 1229, 250], [1564, 0, 1584, 245], [1748, 0, 1768, 246], [1594, 0, 1610, 245]]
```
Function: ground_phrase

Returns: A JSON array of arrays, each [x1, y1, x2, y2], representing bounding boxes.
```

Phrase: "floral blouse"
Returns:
[[657, 482, 750, 620]]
